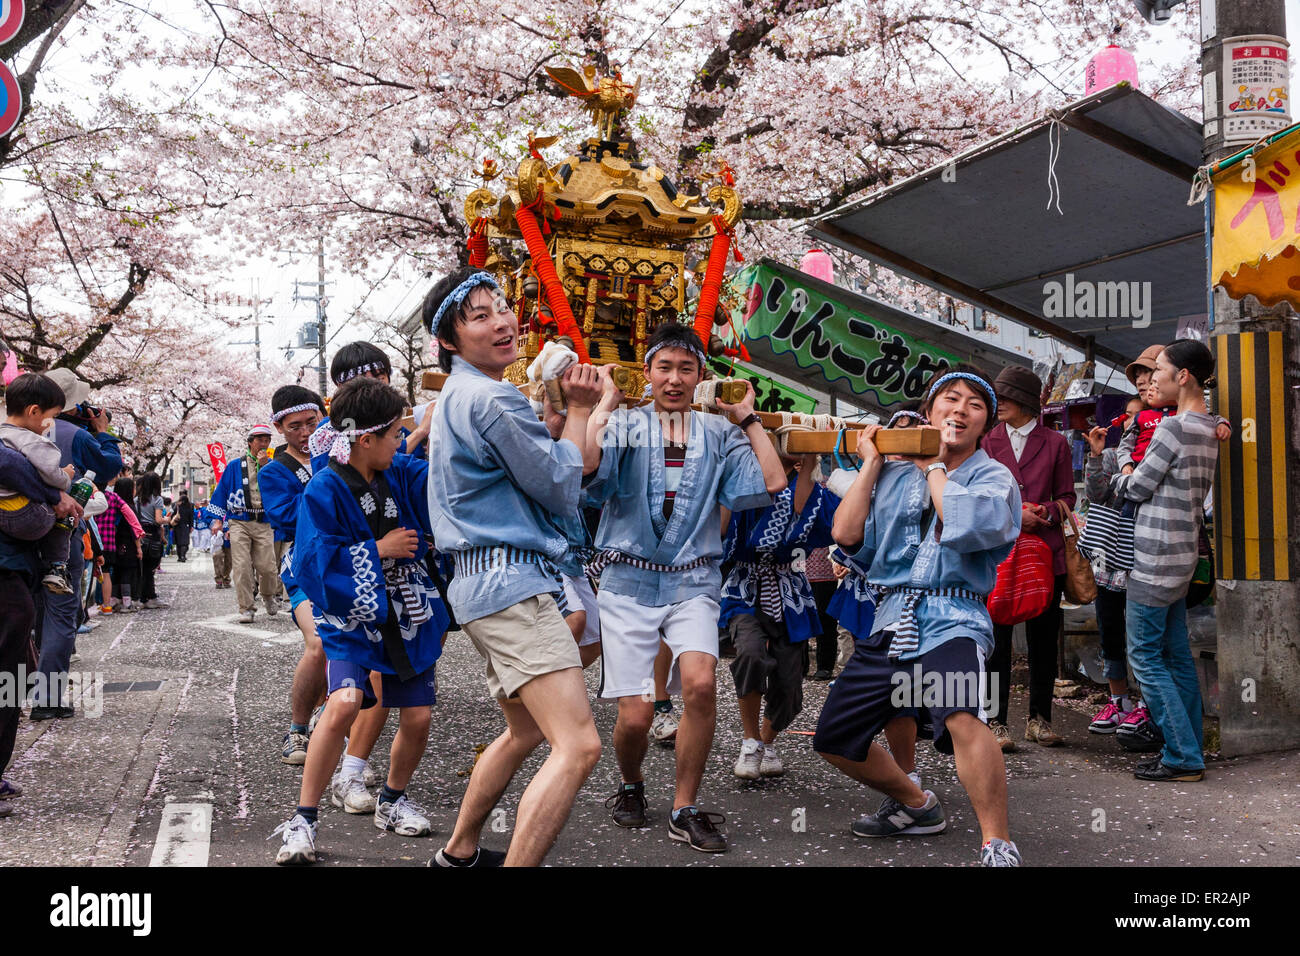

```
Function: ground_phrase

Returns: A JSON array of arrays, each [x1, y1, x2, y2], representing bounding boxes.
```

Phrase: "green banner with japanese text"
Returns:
[[729, 261, 961, 409]]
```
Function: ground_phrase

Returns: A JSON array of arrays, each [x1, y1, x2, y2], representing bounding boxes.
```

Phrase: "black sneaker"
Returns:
[[811, 669, 834, 682], [28, 706, 60, 721], [851, 790, 947, 837], [1117, 716, 1164, 753], [1135, 753, 1163, 772], [605, 782, 648, 828], [668, 807, 727, 852], [428, 846, 507, 867], [1134, 762, 1204, 782]]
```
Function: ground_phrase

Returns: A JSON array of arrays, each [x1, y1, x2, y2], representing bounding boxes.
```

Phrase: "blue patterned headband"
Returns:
[[429, 272, 503, 337], [926, 371, 997, 418], [886, 409, 929, 428]]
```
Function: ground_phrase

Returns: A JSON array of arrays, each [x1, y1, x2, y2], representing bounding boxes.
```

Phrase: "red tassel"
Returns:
[[514, 205, 591, 363]]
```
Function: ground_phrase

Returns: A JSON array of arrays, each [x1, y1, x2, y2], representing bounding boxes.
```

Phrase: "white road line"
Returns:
[[148, 801, 212, 867], [194, 615, 292, 642]]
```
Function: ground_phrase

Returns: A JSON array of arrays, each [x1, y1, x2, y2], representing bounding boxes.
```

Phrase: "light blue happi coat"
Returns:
[[585, 406, 772, 607]]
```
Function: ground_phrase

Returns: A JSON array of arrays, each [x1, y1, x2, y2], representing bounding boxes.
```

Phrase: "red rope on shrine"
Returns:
[[514, 198, 591, 363], [467, 217, 489, 268]]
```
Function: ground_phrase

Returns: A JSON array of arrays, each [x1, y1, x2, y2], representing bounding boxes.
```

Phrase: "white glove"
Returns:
[[825, 467, 858, 500]]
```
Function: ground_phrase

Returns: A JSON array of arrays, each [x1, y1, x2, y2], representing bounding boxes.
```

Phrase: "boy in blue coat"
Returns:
[[273, 377, 450, 865]]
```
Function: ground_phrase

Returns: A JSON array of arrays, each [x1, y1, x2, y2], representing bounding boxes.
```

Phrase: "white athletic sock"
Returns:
[[907, 771, 921, 787], [906, 789, 934, 812], [341, 755, 367, 780]]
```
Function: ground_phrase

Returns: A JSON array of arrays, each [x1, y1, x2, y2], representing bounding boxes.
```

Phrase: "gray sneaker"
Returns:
[[980, 837, 1022, 867], [851, 789, 947, 837]]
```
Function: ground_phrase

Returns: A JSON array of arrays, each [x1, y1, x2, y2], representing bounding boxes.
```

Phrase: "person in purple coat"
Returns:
[[981, 366, 1075, 750]]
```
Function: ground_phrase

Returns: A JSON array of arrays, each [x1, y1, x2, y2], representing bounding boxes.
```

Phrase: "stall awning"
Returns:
[[728, 259, 1031, 410], [808, 85, 1207, 368], [1211, 122, 1300, 310]]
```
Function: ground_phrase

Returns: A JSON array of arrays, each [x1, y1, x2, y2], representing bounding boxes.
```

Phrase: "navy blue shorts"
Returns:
[[813, 633, 987, 759], [326, 659, 436, 709]]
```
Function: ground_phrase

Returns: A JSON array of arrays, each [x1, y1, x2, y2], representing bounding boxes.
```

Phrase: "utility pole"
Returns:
[[228, 281, 268, 370], [1201, 0, 1298, 756], [317, 236, 327, 395], [292, 237, 330, 395]]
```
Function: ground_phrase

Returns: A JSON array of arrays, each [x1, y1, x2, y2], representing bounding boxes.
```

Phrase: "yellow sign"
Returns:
[[1211, 123, 1300, 308]]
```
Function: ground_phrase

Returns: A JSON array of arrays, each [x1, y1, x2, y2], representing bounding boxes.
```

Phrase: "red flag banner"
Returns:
[[207, 442, 228, 480]]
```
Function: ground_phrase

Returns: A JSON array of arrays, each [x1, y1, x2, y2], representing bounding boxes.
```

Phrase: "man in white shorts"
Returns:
[[584, 324, 785, 853]]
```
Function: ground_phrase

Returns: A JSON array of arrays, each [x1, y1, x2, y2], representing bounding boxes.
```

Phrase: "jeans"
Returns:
[[1126, 598, 1203, 770], [32, 544, 86, 707], [1095, 585, 1129, 681]]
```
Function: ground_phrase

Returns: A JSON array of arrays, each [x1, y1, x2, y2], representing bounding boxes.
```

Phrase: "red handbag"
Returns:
[[987, 532, 1055, 626]]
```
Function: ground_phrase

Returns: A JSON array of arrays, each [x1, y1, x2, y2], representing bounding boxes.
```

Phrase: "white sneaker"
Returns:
[[374, 794, 431, 836], [238, 610, 256, 624], [362, 763, 378, 788], [650, 709, 678, 744], [272, 813, 317, 865], [307, 703, 325, 735], [760, 744, 784, 777], [329, 774, 377, 814], [734, 738, 763, 780]]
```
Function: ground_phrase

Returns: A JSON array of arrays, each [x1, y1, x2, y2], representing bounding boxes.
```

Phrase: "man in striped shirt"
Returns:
[[586, 323, 786, 853], [1111, 342, 1219, 783]]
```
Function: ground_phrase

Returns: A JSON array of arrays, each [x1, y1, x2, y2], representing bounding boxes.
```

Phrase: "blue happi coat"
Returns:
[[826, 545, 877, 640], [719, 481, 838, 642], [292, 453, 449, 675], [258, 446, 313, 589]]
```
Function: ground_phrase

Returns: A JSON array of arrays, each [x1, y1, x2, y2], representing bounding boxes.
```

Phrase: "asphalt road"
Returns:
[[3, 551, 1297, 867]]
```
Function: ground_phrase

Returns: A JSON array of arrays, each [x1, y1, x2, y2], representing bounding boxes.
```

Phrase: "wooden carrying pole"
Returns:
[[782, 427, 940, 457]]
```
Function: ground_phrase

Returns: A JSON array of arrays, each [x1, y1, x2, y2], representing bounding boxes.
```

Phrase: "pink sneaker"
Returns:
[[1118, 704, 1150, 729], [1089, 699, 1126, 734]]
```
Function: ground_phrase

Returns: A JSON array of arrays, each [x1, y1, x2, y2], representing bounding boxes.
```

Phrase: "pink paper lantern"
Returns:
[[799, 248, 834, 284], [1085, 45, 1139, 95]]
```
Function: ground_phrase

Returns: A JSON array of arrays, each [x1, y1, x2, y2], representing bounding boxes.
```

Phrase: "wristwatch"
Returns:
[[924, 461, 949, 478], [738, 413, 762, 431]]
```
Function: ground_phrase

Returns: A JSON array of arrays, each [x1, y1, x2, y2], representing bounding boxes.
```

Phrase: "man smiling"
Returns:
[[425, 266, 605, 867], [585, 323, 786, 853]]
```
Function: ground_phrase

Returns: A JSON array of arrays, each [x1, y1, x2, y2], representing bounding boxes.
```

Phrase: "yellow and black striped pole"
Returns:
[[1214, 331, 1291, 581]]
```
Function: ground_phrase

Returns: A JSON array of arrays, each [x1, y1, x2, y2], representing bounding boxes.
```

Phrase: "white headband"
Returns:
[[644, 340, 706, 368], [270, 402, 324, 424], [329, 415, 399, 464]]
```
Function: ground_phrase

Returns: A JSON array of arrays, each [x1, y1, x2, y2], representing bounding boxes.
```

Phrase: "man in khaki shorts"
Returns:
[[423, 267, 606, 867]]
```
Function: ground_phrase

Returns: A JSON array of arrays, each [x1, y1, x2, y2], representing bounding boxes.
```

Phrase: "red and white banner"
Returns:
[[207, 442, 228, 480]]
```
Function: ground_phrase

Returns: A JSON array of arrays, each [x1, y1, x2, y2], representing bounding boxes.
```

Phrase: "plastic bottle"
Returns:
[[55, 470, 97, 531]]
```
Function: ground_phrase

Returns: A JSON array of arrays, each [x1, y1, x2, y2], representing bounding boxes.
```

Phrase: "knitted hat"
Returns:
[[247, 424, 273, 439], [1125, 344, 1164, 386], [993, 365, 1042, 414]]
